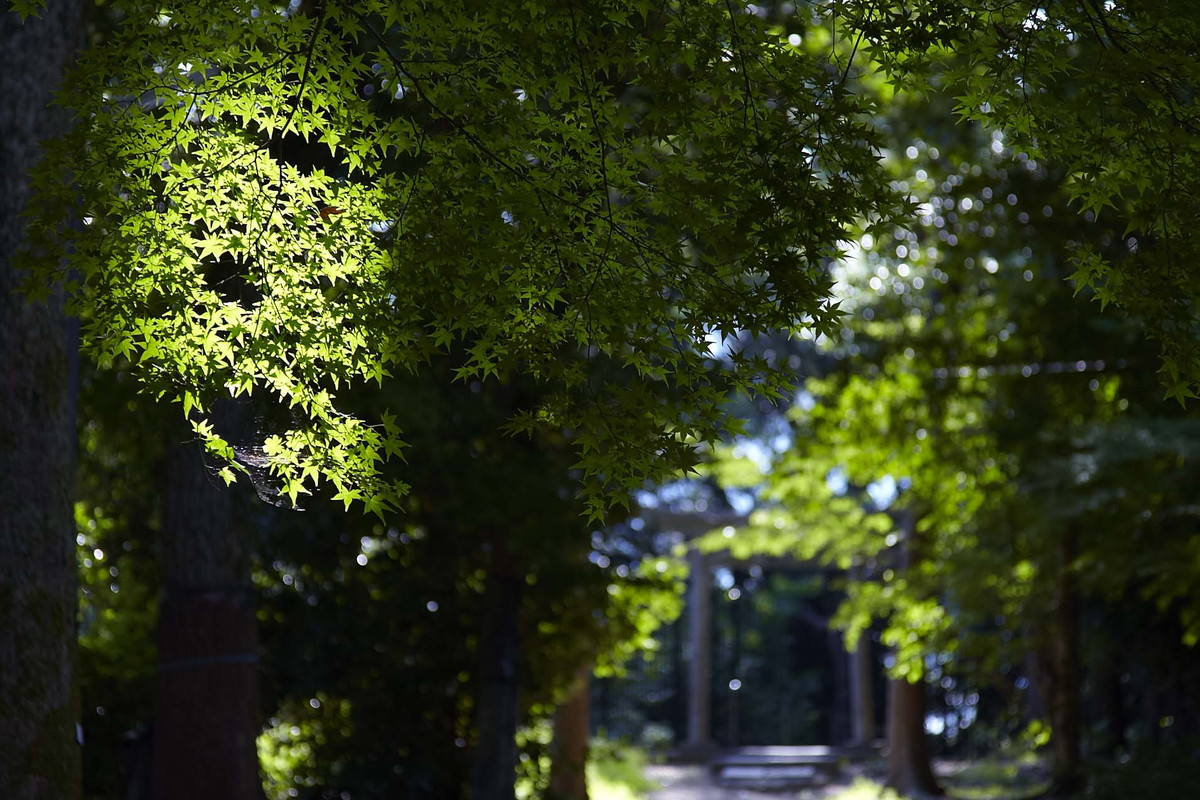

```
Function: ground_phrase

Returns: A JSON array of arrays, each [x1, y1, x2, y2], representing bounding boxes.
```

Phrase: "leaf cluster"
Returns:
[[26, 0, 908, 516]]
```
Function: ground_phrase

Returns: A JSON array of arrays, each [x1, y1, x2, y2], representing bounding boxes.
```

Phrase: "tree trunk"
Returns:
[[548, 667, 591, 800], [682, 546, 713, 758], [829, 626, 850, 744], [148, 412, 260, 800], [885, 676, 942, 797], [1023, 648, 1047, 723], [849, 632, 876, 746], [469, 544, 523, 800], [0, 2, 83, 798], [884, 512, 942, 798], [1093, 637, 1125, 758], [1045, 527, 1082, 796]]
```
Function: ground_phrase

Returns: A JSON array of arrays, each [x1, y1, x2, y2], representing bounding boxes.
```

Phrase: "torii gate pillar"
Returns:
[[680, 545, 715, 759]]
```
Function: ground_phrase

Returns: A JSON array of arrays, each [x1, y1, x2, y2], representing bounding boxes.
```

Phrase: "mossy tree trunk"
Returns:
[[0, 2, 83, 798]]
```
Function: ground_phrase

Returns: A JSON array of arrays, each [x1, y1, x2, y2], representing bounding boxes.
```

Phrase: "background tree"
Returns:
[[0, 2, 83, 798], [701, 75, 1200, 795], [150, 405, 260, 800], [837, 0, 1200, 402]]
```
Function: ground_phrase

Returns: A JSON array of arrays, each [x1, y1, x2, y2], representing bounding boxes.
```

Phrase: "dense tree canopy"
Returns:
[[25, 0, 908, 517]]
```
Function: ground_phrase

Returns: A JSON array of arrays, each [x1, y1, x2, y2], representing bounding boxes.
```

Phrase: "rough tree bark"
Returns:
[[548, 666, 591, 800], [0, 2, 83, 798], [148, 410, 260, 800]]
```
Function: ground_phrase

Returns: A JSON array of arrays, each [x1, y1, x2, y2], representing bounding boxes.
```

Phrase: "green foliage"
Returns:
[[514, 719, 554, 800], [250, 360, 684, 797], [585, 739, 658, 800], [75, 504, 158, 800], [7, 0, 45, 21], [73, 361, 166, 799], [825, 778, 905, 800], [28, 0, 906, 517], [512, 728, 661, 800], [593, 555, 686, 677], [703, 568, 847, 745], [258, 694, 354, 800], [39, 1, 1200, 792], [701, 78, 1200, 710], [937, 753, 1050, 800], [828, 760, 1050, 800], [697, 446, 893, 568], [834, 0, 1200, 401]]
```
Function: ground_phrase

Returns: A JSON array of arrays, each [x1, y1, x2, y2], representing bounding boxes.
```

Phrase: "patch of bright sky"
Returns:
[[704, 327, 737, 360], [826, 466, 849, 495], [867, 475, 898, 509], [829, 235, 876, 316], [1022, 7, 1049, 31], [826, 467, 900, 510], [715, 567, 736, 590], [727, 488, 756, 515], [635, 488, 660, 509], [638, 479, 721, 514], [732, 438, 773, 472]]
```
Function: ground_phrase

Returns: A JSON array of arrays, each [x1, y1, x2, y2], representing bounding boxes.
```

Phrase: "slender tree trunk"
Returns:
[[469, 542, 523, 800], [849, 632, 876, 746], [548, 666, 591, 800], [885, 677, 942, 797], [1045, 527, 1082, 796], [682, 546, 713, 757], [1093, 638, 1125, 758], [0, 3, 83, 798], [884, 513, 942, 798], [1023, 648, 1047, 723], [829, 627, 850, 744], [148, 411, 259, 800]]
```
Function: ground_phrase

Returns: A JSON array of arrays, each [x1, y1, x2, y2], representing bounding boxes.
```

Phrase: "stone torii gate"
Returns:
[[641, 507, 876, 761]]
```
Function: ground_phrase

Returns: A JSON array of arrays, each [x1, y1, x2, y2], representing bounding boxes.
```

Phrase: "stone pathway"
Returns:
[[645, 765, 859, 800]]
